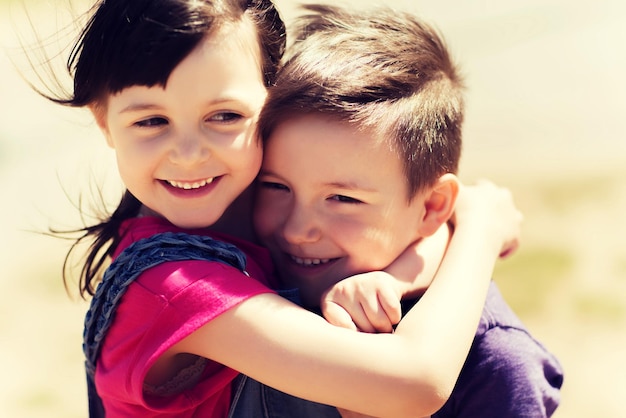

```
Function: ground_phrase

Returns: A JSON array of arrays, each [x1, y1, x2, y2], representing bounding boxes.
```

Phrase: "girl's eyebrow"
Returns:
[[118, 103, 162, 114], [118, 97, 245, 115]]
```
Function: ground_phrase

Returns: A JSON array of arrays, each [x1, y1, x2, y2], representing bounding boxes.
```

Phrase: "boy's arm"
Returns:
[[321, 224, 450, 333]]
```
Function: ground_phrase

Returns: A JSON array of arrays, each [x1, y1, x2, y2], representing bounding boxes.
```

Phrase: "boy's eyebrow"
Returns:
[[324, 181, 377, 193], [258, 169, 377, 193], [257, 167, 277, 177]]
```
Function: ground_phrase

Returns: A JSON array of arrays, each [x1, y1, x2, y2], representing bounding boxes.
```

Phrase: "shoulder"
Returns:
[[473, 283, 559, 368], [116, 216, 276, 287], [475, 282, 525, 335], [447, 283, 564, 416]]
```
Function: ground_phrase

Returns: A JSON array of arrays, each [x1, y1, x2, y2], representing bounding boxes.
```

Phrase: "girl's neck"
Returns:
[[137, 186, 257, 242], [208, 186, 257, 243]]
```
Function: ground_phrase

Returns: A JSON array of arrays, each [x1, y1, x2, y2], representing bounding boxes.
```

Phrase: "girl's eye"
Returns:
[[329, 195, 363, 204], [134, 117, 168, 128], [208, 112, 244, 123], [259, 181, 290, 192]]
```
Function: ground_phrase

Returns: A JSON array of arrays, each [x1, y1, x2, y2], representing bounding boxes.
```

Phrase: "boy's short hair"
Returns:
[[258, 4, 464, 198]]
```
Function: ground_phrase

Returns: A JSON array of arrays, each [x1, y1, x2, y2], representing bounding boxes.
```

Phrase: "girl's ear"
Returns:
[[89, 103, 114, 148], [417, 173, 460, 237]]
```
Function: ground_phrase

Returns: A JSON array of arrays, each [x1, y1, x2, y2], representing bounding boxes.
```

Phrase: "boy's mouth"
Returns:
[[289, 254, 334, 267], [166, 177, 215, 190]]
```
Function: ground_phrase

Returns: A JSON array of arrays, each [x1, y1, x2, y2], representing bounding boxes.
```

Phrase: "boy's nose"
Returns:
[[282, 204, 322, 245]]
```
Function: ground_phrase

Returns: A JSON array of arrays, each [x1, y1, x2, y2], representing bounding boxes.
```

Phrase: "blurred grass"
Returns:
[[495, 247, 572, 316], [489, 169, 626, 327], [536, 175, 617, 214]]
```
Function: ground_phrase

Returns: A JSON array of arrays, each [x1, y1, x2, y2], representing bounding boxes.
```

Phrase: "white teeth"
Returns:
[[291, 255, 331, 266], [167, 178, 214, 190]]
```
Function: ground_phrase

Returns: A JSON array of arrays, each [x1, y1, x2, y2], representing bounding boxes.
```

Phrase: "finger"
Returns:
[[360, 296, 394, 333], [377, 286, 402, 326], [329, 298, 377, 334], [499, 238, 520, 258], [322, 302, 358, 331]]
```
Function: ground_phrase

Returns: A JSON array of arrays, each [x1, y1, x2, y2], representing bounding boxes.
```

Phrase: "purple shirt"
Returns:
[[229, 282, 564, 418]]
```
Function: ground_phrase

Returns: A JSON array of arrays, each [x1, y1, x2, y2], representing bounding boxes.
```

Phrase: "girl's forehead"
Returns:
[[200, 17, 263, 70], [101, 17, 264, 103], [207, 17, 261, 53]]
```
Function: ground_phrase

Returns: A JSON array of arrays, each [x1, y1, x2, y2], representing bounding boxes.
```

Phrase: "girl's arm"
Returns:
[[177, 181, 522, 418], [319, 223, 450, 332]]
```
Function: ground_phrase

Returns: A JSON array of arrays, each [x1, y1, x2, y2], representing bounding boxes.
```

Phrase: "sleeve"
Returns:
[[97, 260, 276, 411], [434, 326, 564, 418]]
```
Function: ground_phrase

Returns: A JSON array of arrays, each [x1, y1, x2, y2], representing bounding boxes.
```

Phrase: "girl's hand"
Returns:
[[451, 180, 522, 259], [321, 271, 401, 333]]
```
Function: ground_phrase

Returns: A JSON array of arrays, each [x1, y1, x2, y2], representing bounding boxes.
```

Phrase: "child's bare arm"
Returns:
[[321, 224, 450, 333], [176, 181, 522, 417]]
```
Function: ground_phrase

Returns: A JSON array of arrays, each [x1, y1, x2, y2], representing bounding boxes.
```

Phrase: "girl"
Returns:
[[33, 0, 521, 417]]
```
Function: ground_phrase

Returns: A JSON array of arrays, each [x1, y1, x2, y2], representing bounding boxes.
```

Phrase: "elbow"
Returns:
[[394, 386, 451, 418], [384, 367, 454, 418], [420, 380, 454, 416]]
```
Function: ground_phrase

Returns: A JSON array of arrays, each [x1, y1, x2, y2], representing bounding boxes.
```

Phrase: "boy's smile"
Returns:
[[254, 115, 426, 307]]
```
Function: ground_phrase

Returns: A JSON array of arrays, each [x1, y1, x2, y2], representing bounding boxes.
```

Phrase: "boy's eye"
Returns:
[[259, 181, 290, 192], [329, 195, 363, 204], [134, 117, 168, 128]]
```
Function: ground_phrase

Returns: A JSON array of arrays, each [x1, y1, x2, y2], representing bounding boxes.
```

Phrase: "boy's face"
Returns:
[[254, 115, 426, 307]]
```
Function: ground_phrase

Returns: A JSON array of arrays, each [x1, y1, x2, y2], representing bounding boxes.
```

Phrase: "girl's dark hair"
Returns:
[[43, 0, 285, 298]]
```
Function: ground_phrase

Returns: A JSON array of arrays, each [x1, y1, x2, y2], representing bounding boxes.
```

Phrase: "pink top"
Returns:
[[95, 216, 277, 417]]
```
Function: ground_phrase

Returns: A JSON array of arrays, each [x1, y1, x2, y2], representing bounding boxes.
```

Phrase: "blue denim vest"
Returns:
[[83, 232, 248, 418], [228, 288, 341, 418]]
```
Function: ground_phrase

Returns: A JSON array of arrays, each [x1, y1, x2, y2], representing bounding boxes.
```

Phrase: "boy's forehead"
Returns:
[[280, 113, 388, 144], [267, 113, 412, 189]]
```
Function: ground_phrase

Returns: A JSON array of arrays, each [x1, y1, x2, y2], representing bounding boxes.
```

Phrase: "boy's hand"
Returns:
[[320, 271, 402, 333]]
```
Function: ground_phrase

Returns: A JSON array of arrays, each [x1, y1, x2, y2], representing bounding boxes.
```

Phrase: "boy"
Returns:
[[232, 4, 563, 417]]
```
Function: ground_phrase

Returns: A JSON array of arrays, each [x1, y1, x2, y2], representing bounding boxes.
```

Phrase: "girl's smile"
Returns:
[[165, 177, 216, 190], [159, 176, 222, 199], [94, 21, 267, 229]]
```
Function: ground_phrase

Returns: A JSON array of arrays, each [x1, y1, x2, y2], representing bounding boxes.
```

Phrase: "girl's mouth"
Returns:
[[160, 177, 221, 198], [166, 177, 215, 190]]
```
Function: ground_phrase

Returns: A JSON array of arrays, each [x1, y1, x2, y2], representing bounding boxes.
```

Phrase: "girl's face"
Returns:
[[95, 22, 266, 229]]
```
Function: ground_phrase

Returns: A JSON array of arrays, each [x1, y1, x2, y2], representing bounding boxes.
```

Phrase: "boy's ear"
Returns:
[[417, 173, 460, 237], [89, 104, 114, 148]]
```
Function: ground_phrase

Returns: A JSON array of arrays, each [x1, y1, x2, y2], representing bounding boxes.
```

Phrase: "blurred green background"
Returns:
[[1, 0, 625, 417]]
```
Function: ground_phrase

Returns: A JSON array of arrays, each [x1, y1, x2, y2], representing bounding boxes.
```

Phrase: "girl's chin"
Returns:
[[165, 212, 222, 230]]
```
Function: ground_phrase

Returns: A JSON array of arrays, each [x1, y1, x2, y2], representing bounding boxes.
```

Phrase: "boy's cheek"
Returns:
[[252, 201, 276, 239]]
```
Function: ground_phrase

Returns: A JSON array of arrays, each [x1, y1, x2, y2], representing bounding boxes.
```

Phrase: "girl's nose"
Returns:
[[282, 203, 322, 244], [169, 132, 210, 165]]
